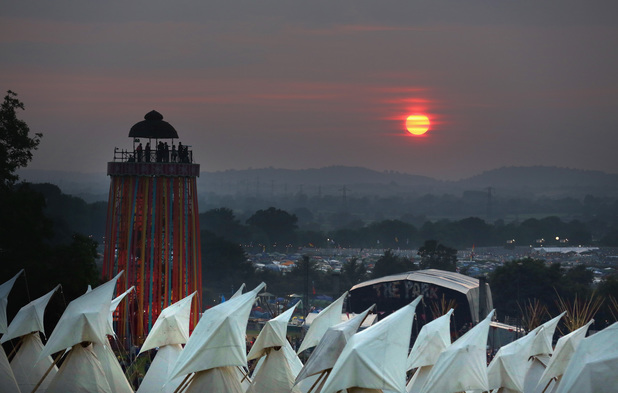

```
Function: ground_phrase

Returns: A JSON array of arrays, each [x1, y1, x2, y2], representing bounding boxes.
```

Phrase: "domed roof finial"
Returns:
[[129, 110, 179, 139]]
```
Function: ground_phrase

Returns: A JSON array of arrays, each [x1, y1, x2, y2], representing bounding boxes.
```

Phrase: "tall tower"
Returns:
[[102, 110, 202, 344]]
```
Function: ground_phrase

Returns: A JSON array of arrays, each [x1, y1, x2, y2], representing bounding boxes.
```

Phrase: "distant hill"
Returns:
[[457, 166, 618, 197], [18, 165, 618, 202]]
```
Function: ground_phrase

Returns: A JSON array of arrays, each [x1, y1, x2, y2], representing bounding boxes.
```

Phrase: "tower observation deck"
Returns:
[[102, 110, 202, 344]]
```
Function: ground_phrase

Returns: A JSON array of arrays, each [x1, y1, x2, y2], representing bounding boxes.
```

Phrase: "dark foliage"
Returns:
[[418, 240, 458, 272], [371, 249, 416, 279], [0, 90, 42, 189]]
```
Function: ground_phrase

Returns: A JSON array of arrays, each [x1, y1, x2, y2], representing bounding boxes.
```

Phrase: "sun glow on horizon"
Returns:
[[406, 114, 430, 135]]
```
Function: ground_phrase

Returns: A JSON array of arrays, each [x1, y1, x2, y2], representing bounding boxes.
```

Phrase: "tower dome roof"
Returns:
[[129, 110, 179, 139]]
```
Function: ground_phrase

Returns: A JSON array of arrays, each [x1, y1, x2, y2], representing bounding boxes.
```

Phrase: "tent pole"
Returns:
[[30, 351, 64, 393], [6, 335, 24, 361], [319, 369, 331, 391], [238, 365, 252, 384], [541, 376, 558, 393], [173, 373, 194, 393], [358, 304, 375, 328], [247, 355, 261, 377], [307, 370, 327, 393]]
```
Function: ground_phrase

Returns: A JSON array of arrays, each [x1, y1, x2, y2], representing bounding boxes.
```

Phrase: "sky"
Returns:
[[1, 1, 617, 181]]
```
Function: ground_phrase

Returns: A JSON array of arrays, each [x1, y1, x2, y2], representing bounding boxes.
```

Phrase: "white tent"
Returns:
[[0, 348, 20, 393], [523, 312, 565, 393], [297, 291, 347, 354], [0, 269, 24, 334], [530, 312, 565, 357], [407, 309, 453, 371], [2, 285, 60, 393], [96, 283, 135, 393], [320, 296, 422, 393], [486, 325, 540, 392], [183, 366, 245, 393], [107, 286, 134, 336], [137, 292, 196, 393], [405, 309, 453, 393], [2, 284, 59, 343], [137, 344, 184, 393], [303, 312, 377, 329], [46, 343, 113, 393], [167, 282, 266, 383], [555, 322, 618, 393], [139, 292, 196, 355], [418, 310, 495, 393], [535, 319, 593, 393], [40, 273, 123, 392], [246, 305, 300, 393], [248, 347, 302, 393], [9, 333, 55, 393], [92, 339, 134, 393], [251, 340, 304, 380], [248, 304, 297, 361], [231, 284, 246, 299], [39, 271, 123, 362], [0, 269, 25, 393], [295, 305, 374, 388]]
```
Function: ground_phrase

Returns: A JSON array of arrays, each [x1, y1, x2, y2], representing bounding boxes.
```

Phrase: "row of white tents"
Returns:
[[0, 270, 616, 392]]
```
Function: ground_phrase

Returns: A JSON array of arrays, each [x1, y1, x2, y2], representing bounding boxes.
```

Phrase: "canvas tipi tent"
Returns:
[[405, 309, 453, 393], [247, 305, 301, 393], [136, 292, 196, 393], [418, 310, 495, 393], [297, 292, 347, 354], [167, 283, 266, 393], [319, 296, 422, 393], [295, 305, 374, 391], [2, 285, 60, 393], [555, 322, 618, 393], [534, 319, 593, 393], [0, 270, 25, 393], [522, 312, 565, 392], [40, 272, 123, 393], [486, 324, 540, 392]]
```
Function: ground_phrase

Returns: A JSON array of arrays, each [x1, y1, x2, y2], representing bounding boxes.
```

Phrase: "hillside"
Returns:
[[18, 165, 618, 202]]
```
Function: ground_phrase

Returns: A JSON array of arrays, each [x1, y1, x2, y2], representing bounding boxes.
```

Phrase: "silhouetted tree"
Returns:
[[201, 230, 253, 298], [200, 207, 248, 243], [561, 264, 594, 298], [418, 240, 457, 272], [371, 249, 416, 279], [489, 258, 563, 319], [341, 257, 367, 289], [0, 90, 42, 189], [246, 207, 298, 251]]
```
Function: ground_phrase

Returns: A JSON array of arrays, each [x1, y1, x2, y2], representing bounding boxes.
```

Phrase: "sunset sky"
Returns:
[[2, 1, 617, 180]]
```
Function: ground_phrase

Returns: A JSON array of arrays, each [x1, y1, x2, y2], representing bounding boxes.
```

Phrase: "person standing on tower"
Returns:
[[136, 143, 143, 162], [171, 144, 177, 162], [145, 142, 151, 162]]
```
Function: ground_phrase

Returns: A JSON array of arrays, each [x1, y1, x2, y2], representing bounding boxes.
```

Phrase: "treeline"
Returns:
[[201, 188, 618, 233], [200, 207, 601, 251], [18, 181, 618, 250], [489, 258, 618, 330]]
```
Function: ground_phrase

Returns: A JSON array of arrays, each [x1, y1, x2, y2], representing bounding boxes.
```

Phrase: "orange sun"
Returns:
[[406, 114, 430, 135]]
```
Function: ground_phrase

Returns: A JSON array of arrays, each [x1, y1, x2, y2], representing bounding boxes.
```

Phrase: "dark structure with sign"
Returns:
[[349, 269, 493, 335]]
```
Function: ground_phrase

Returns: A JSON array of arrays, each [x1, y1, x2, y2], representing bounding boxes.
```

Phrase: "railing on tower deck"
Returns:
[[108, 145, 200, 177], [112, 145, 193, 164]]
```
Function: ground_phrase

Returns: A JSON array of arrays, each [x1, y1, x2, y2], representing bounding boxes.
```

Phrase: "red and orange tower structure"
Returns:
[[102, 110, 202, 344]]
